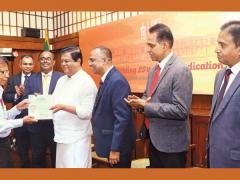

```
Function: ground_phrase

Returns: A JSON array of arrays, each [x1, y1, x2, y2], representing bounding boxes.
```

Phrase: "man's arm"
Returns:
[[2, 77, 17, 103], [144, 66, 193, 120]]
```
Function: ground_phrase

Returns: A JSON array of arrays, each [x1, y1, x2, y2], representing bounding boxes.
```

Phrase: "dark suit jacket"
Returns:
[[209, 67, 240, 168], [143, 53, 193, 153], [23, 71, 63, 133], [3, 73, 34, 105], [92, 67, 136, 158], [3, 72, 35, 119]]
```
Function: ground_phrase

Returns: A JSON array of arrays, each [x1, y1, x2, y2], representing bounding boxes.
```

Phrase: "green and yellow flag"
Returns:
[[44, 29, 50, 51]]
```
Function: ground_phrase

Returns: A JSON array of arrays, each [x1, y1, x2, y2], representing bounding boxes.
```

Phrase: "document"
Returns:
[[28, 95, 53, 120]]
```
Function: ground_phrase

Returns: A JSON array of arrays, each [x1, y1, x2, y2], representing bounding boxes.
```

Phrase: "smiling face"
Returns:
[[61, 51, 81, 77], [20, 56, 34, 74], [39, 51, 55, 73], [88, 48, 106, 76], [215, 29, 240, 67]]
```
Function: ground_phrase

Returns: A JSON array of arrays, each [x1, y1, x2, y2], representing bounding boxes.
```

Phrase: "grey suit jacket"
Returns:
[[143, 53, 193, 153], [209, 67, 240, 168]]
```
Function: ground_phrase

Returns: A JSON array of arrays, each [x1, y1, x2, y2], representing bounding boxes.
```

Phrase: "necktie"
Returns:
[[24, 75, 29, 87], [145, 65, 161, 129], [94, 80, 103, 108], [214, 69, 232, 113], [42, 74, 49, 95]]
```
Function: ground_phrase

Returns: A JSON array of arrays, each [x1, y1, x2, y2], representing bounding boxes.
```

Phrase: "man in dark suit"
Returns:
[[89, 46, 136, 168], [24, 51, 63, 167], [127, 23, 193, 168], [208, 21, 240, 168], [3, 54, 35, 168]]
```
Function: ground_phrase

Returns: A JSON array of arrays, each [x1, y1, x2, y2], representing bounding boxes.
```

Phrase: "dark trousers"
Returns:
[[15, 128, 31, 168], [149, 139, 187, 168], [31, 129, 56, 168], [15, 123, 56, 168], [0, 136, 13, 168], [109, 151, 132, 168]]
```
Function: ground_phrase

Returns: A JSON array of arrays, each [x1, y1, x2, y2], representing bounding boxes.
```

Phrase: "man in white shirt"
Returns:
[[0, 56, 37, 168], [51, 46, 97, 168], [3, 54, 35, 167]]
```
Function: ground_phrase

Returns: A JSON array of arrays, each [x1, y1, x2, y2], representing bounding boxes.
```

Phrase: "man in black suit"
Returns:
[[3, 54, 35, 168]]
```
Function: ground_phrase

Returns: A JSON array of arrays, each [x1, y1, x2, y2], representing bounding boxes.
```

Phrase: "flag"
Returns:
[[44, 29, 50, 51]]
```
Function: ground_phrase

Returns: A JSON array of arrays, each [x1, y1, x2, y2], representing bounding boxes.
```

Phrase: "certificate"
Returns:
[[28, 95, 53, 120]]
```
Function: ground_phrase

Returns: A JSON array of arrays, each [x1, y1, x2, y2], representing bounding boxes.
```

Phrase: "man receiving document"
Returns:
[[28, 94, 53, 120]]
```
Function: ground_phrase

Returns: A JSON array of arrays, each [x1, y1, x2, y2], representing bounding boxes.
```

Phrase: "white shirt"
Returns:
[[220, 61, 240, 96], [101, 65, 114, 83], [158, 51, 173, 72], [0, 86, 23, 138], [21, 72, 31, 85], [14, 72, 31, 101], [52, 69, 97, 144]]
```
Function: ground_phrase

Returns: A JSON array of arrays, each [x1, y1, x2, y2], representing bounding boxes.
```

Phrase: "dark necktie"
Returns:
[[24, 75, 29, 87], [214, 69, 232, 113], [145, 65, 161, 129]]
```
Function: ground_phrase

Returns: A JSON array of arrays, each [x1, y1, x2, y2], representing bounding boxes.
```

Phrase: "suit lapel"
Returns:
[[210, 69, 225, 117], [150, 54, 176, 96], [16, 73, 22, 85], [49, 71, 57, 94], [93, 67, 116, 113], [212, 70, 240, 121], [37, 73, 43, 94]]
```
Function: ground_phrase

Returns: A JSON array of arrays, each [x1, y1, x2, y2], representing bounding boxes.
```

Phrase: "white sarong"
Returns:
[[56, 136, 92, 168]]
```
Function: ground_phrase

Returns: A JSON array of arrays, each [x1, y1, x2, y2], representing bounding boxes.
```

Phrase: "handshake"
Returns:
[[16, 99, 38, 124]]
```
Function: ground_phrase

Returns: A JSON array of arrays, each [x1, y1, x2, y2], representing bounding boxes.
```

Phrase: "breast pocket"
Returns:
[[230, 150, 240, 161]]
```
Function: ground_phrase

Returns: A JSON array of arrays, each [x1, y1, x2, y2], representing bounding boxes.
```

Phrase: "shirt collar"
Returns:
[[158, 52, 173, 70], [228, 61, 240, 76], [22, 72, 31, 77], [42, 71, 53, 77], [101, 65, 114, 83], [68, 69, 83, 79]]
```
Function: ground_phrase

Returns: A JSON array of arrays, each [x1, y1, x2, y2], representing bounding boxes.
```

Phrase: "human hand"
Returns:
[[15, 85, 24, 97], [109, 151, 120, 166], [126, 95, 151, 109], [23, 115, 38, 124], [50, 104, 65, 113]]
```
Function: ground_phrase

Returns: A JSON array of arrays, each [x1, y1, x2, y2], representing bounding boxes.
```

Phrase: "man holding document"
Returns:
[[0, 56, 37, 168], [24, 51, 63, 167], [50, 46, 97, 168]]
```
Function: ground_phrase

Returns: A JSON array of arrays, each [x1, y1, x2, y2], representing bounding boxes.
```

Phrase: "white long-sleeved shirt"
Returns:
[[52, 69, 97, 144], [0, 86, 23, 138]]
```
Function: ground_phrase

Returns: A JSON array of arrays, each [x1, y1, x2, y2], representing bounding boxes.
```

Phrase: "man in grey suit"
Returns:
[[208, 21, 240, 168], [127, 23, 193, 168]]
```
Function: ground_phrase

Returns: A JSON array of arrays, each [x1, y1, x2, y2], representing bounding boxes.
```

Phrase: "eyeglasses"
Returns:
[[39, 57, 52, 62]]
